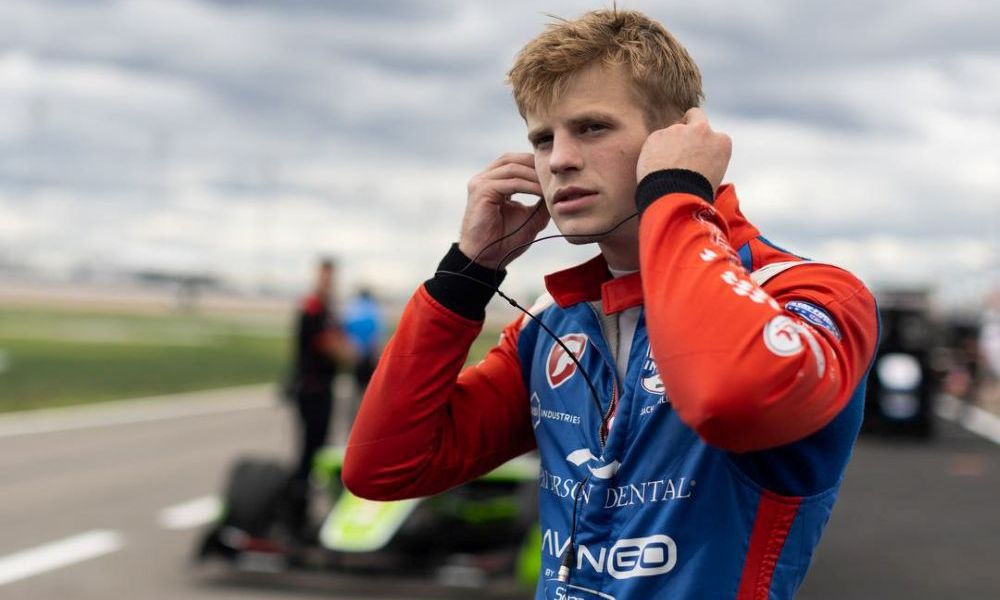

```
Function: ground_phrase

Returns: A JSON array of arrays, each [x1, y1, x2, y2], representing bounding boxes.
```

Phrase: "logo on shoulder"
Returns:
[[763, 315, 804, 356], [640, 345, 664, 395], [546, 333, 588, 389], [785, 300, 842, 340]]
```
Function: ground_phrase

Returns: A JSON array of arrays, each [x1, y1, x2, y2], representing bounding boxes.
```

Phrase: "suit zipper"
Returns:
[[586, 302, 621, 449], [600, 384, 617, 446]]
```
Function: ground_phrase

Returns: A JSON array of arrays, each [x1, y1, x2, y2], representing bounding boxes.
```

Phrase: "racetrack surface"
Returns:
[[0, 387, 996, 599], [798, 417, 999, 599]]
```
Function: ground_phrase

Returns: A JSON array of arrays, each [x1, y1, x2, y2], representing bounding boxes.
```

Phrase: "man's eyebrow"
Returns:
[[567, 111, 618, 126], [527, 126, 550, 142], [527, 111, 620, 141]]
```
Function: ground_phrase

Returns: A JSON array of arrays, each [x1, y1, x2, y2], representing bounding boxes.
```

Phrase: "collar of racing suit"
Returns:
[[543, 183, 761, 315]]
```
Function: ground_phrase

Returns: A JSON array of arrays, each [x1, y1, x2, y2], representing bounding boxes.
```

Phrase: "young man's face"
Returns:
[[525, 63, 652, 257]]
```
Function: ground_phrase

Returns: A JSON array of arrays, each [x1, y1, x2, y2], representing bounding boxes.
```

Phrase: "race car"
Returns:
[[195, 446, 541, 588]]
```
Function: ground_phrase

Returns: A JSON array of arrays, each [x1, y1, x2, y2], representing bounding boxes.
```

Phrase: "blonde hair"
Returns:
[[507, 9, 704, 128]]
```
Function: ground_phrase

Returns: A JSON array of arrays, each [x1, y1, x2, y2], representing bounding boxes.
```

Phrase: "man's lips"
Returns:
[[553, 186, 598, 204]]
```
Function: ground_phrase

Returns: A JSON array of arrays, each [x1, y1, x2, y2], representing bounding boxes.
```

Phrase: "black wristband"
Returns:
[[635, 169, 714, 214], [424, 243, 507, 321]]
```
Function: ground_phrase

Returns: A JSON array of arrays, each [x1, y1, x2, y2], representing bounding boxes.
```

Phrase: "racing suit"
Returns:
[[344, 169, 880, 599]]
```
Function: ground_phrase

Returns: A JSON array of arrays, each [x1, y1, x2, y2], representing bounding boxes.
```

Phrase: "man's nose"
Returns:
[[548, 132, 583, 174]]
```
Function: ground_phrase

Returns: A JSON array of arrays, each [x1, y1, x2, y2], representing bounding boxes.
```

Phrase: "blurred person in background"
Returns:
[[342, 286, 384, 395], [980, 293, 1000, 383], [284, 257, 354, 538], [344, 8, 878, 599], [980, 296, 1000, 415], [942, 320, 982, 411]]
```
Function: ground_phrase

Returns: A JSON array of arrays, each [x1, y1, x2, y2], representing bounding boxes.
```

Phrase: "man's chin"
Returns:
[[554, 219, 612, 245], [564, 235, 604, 246]]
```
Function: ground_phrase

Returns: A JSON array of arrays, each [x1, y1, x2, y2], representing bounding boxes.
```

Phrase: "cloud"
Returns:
[[0, 0, 996, 310]]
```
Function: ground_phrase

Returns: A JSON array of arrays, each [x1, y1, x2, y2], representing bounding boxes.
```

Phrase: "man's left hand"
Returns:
[[636, 108, 732, 192]]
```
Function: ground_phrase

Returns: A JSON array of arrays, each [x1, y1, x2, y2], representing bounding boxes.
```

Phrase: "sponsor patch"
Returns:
[[640, 345, 665, 395], [546, 333, 588, 389], [542, 529, 678, 583], [786, 300, 842, 340], [606, 535, 677, 579], [544, 581, 616, 600], [566, 448, 620, 480], [763, 315, 804, 357], [533, 393, 582, 427], [763, 315, 828, 376]]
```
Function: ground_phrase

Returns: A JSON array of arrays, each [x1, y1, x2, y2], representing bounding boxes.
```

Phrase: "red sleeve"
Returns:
[[639, 193, 879, 453], [342, 285, 536, 500]]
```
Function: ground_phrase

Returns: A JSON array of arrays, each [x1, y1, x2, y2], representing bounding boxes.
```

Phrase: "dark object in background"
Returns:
[[196, 457, 291, 563], [863, 289, 937, 439], [195, 448, 541, 587], [223, 458, 290, 538]]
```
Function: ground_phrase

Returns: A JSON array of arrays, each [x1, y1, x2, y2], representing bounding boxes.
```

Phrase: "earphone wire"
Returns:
[[434, 269, 604, 420], [436, 205, 639, 428], [493, 211, 637, 273], [458, 200, 545, 287]]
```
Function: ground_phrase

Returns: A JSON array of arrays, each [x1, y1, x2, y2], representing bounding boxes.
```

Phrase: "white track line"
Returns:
[[0, 530, 124, 586], [158, 496, 221, 530], [0, 384, 276, 439], [936, 394, 1000, 445]]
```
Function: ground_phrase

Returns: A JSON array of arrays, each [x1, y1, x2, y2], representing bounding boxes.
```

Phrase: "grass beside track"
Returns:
[[0, 307, 290, 412], [0, 306, 500, 412]]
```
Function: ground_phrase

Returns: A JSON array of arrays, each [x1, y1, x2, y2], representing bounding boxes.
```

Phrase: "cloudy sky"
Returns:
[[1, 0, 997, 308]]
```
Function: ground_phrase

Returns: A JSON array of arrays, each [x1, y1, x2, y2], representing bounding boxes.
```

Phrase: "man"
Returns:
[[285, 258, 353, 537], [342, 286, 384, 393], [344, 9, 878, 599]]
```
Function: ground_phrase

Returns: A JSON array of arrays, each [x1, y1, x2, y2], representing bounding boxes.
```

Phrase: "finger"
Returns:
[[505, 204, 550, 239], [480, 152, 536, 174], [505, 197, 550, 221], [532, 197, 549, 216], [481, 162, 539, 183], [681, 107, 707, 126], [718, 132, 733, 157], [485, 178, 543, 199], [528, 199, 551, 232]]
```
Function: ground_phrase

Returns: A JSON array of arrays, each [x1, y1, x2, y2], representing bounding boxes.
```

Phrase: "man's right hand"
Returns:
[[458, 152, 550, 270]]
